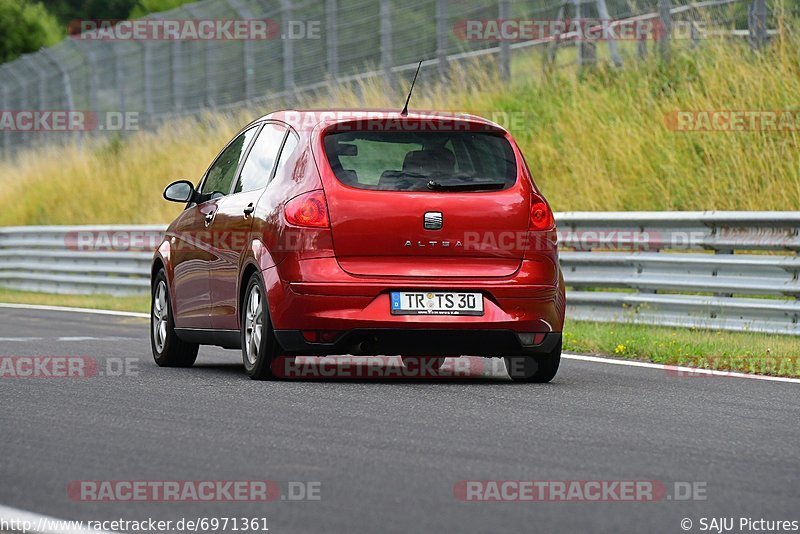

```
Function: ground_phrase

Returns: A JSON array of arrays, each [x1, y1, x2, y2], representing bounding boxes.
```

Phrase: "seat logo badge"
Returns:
[[424, 212, 443, 230]]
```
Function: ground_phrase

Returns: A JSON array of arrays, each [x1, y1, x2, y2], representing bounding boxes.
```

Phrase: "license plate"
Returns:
[[390, 291, 484, 316]]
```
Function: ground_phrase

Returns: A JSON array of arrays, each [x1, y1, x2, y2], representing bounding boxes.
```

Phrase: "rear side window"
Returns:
[[323, 131, 517, 192], [201, 126, 258, 198], [234, 123, 288, 194]]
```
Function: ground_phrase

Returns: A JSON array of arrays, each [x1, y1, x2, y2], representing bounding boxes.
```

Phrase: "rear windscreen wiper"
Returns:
[[426, 180, 507, 192]]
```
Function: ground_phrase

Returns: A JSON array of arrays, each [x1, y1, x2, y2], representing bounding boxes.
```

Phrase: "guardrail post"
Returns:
[[749, 0, 768, 50], [380, 0, 394, 89], [498, 0, 510, 81]]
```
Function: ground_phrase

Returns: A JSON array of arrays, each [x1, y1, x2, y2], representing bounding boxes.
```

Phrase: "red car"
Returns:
[[151, 110, 565, 382]]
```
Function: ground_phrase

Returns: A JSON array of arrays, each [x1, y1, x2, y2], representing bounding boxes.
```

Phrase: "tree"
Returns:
[[129, 0, 197, 19], [39, 0, 137, 26], [0, 0, 62, 63]]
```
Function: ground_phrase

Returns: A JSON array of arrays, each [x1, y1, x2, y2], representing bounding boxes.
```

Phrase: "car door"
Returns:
[[209, 121, 292, 331], [170, 125, 259, 329]]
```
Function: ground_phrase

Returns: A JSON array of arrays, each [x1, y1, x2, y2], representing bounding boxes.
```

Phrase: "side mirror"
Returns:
[[163, 180, 195, 203]]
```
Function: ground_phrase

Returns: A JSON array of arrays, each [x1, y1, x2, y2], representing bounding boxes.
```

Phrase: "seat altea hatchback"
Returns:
[[151, 110, 566, 382]]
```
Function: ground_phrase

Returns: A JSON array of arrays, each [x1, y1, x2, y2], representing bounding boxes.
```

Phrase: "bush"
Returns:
[[0, 0, 62, 63]]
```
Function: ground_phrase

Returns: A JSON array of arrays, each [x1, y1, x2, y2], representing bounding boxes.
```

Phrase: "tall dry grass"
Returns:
[[0, 25, 798, 225]]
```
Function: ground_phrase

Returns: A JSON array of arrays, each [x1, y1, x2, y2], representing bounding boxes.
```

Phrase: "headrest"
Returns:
[[402, 148, 455, 176]]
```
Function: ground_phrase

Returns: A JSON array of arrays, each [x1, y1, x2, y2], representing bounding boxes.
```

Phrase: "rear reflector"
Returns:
[[301, 331, 343, 344], [517, 333, 547, 346]]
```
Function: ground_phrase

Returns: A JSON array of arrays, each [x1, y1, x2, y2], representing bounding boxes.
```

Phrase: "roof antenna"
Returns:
[[400, 61, 422, 117]]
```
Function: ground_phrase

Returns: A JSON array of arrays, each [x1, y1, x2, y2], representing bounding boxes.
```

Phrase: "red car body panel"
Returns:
[[153, 109, 565, 356]]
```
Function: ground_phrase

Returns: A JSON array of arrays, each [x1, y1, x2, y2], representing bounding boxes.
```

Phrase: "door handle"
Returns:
[[204, 210, 216, 227], [243, 203, 255, 217]]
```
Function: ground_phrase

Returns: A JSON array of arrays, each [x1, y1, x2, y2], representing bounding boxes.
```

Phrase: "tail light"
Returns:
[[284, 190, 330, 228], [529, 196, 555, 231]]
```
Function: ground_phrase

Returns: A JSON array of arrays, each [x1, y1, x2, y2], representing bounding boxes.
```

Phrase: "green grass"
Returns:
[[0, 287, 149, 314], [565, 321, 800, 377], [1, 287, 797, 377]]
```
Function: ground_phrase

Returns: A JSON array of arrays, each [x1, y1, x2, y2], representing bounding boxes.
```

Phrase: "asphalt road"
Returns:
[[0, 307, 798, 534]]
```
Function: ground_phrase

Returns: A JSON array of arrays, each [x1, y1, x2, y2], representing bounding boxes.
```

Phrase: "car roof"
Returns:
[[250, 109, 505, 133]]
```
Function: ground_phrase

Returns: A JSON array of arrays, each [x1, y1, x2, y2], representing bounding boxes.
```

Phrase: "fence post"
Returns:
[[142, 42, 154, 125], [186, 3, 212, 108], [658, 0, 672, 61], [498, 0, 510, 81], [41, 49, 75, 146], [28, 58, 48, 114], [226, 0, 255, 102], [436, 0, 448, 81], [572, 0, 593, 67], [749, 0, 768, 50], [87, 50, 99, 114], [544, 4, 565, 71], [326, 0, 338, 83], [281, 0, 295, 104], [380, 0, 394, 88], [596, 0, 622, 67], [172, 41, 183, 111], [1, 79, 9, 159], [113, 46, 127, 114]]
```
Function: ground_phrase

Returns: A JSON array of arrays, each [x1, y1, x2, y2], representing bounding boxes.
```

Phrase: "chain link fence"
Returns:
[[0, 0, 781, 158]]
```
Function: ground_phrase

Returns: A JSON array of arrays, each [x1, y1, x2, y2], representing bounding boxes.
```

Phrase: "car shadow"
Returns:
[[192, 356, 551, 385]]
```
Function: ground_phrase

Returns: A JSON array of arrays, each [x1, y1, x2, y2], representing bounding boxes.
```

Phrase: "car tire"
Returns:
[[151, 270, 199, 367], [241, 272, 282, 380], [504, 340, 561, 383]]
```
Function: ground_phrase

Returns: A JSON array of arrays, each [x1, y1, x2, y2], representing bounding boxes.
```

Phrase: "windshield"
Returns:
[[323, 131, 517, 192]]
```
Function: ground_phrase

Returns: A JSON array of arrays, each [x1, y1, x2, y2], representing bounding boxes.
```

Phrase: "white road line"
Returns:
[[0, 504, 118, 534], [0, 337, 141, 342], [0, 303, 148, 319], [563, 353, 800, 384]]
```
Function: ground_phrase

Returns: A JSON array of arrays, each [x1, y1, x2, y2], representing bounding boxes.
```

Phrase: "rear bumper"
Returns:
[[266, 257, 566, 353], [274, 329, 562, 357]]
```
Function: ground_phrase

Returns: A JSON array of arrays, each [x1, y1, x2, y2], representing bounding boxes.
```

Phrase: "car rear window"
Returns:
[[323, 131, 517, 192]]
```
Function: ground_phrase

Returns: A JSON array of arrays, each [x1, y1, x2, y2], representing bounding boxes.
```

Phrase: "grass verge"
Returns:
[[565, 321, 800, 378], [0, 287, 149, 314], [0, 288, 797, 378]]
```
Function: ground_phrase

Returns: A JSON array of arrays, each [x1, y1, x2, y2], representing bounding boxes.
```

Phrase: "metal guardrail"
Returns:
[[559, 212, 800, 335], [1, 212, 798, 335]]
